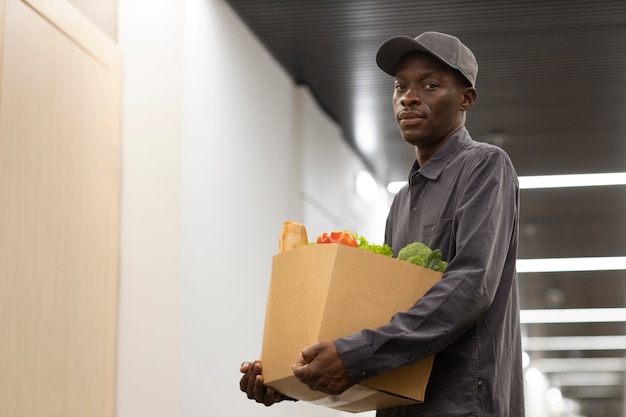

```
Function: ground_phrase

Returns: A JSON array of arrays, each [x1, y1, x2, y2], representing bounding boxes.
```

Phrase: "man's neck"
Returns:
[[414, 125, 464, 167]]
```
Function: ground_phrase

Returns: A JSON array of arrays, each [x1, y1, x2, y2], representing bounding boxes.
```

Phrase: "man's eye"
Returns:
[[424, 82, 438, 89], [394, 84, 406, 91]]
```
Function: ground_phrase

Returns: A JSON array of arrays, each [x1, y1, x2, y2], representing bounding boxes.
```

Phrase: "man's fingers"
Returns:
[[292, 361, 318, 392], [244, 372, 256, 399], [240, 361, 261, 398], [239, 361, 251, 392], [239, 363, 250, 393], [252, 374, 266, 402], [300, 342, 321, 363], [291, 341, 354, 396], [239, 360, 285, 406], [293, 364, 322, 393], [263, 386, 281, 406]]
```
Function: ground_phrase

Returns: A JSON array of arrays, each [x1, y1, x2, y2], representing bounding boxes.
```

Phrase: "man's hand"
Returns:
[[291, 341, 354, 395], [239, 360, 285, 406]]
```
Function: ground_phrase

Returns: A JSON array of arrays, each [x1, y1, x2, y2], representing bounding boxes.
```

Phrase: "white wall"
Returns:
[[117, 0, 183, 416], [299, 86, 389, 242], [117, 0, 388, 416]]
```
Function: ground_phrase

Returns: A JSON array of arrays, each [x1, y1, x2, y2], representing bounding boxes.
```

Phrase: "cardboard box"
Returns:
[[261, 243, 442, 413]]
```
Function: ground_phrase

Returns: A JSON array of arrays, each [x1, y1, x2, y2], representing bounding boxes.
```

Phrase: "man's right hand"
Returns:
[[239, 360, 286, 406]]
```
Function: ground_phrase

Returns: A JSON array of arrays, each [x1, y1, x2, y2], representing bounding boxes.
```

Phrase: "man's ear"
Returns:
[[460, 87, 477, 111]]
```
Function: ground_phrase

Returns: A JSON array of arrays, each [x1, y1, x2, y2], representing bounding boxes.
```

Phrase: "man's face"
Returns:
[[393, 52, 472, 148]]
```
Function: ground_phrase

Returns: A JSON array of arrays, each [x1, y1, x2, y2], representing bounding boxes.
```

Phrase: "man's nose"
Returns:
[[400, 88, 420, 107]]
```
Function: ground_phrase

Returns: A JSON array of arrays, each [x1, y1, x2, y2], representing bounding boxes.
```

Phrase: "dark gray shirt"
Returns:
[[335, 127, 525, 416]]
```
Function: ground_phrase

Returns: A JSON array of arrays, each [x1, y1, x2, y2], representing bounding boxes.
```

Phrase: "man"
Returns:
[[240, 31, 525, 416]]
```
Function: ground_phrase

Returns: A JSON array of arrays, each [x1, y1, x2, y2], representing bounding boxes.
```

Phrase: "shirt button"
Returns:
[[411, 207, 418, 213], [361, 370, 368, 378]]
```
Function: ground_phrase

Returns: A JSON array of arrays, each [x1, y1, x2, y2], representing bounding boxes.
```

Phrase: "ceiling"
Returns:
[[223, 1, 626, 415]]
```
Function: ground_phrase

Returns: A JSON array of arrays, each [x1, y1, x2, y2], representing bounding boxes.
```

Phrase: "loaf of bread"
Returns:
[[278, 221, 308, 252]]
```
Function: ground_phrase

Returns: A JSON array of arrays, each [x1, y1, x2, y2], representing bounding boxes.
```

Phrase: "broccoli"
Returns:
[[347, 233, 447, 272], [398, 242, 448, 273], [425, 249, 443, 270], [398, 242, 431, 265]]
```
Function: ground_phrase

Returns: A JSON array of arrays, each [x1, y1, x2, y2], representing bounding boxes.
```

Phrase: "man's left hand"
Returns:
[[291, 341, 354, 395]]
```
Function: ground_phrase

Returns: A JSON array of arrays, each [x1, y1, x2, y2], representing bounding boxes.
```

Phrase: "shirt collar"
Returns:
[[408, 127, 472, 185]]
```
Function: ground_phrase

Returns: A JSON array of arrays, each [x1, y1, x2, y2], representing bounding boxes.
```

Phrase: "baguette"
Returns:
[[278, 221, 309, 252]]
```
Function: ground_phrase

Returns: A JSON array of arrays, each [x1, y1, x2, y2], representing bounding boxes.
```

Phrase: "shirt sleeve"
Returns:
[[334, 149, 519, 383]]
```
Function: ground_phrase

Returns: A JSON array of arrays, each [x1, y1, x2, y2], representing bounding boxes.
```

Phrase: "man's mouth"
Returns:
[[398, 111, 425, 126]]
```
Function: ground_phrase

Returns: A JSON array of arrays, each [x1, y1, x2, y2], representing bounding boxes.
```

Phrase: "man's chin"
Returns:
[[401, 134, 424, 147]]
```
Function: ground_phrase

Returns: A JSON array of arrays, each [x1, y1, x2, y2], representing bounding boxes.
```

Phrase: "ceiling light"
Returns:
[[387, 172, 626, 194], [552, 372, 622, 387], [517, 256, 626, 272], [524, 367, 547, 385], [523, 335, 626, 351], [519, 172, 626, 189], [533, 357, 626, 373], [353, 99, 378, 155], [387, 181, 407, 194], [520, 308, 626, 323], [355, 170, 379, 202], [545, 387, 562, 403]]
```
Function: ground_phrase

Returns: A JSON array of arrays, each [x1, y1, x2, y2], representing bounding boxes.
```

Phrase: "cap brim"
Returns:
[[376, 35, 434, 76]]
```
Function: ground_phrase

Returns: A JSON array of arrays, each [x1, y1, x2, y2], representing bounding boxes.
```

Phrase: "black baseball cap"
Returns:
[[376, 31, 478, 87]]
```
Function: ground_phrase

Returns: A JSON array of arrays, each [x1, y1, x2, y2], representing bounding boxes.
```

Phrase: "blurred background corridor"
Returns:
[[1, 1, 624, 417]]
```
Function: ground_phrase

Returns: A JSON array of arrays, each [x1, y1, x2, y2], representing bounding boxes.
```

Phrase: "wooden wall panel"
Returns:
[[0, 0, 121, 416]]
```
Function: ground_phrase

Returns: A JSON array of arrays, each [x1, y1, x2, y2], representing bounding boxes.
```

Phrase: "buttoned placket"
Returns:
[[408, 172, 428, 236]]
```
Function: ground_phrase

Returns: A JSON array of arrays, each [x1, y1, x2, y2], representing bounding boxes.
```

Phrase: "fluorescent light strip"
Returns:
[[558, 386, 619, 398], [523, 335, 626, 351], [520, 308, 626, 324], [519, 172, 626, 189], [517, 256, 626, 273], [387, 172, 626, 194], [552, 372, 623, 387], [533, 357, 626, 373]]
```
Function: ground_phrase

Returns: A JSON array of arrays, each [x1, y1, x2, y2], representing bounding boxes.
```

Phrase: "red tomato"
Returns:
[[316, 231, 358, 247]]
